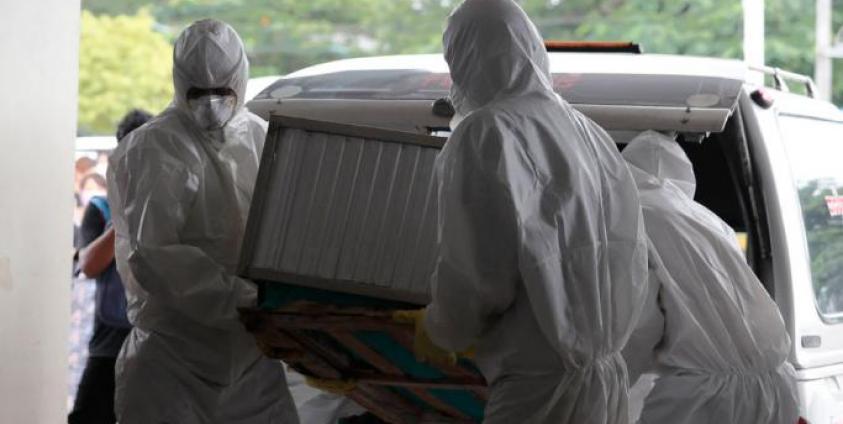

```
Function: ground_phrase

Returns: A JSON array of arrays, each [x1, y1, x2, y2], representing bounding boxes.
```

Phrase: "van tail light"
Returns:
[[797, 417, 809, 424]]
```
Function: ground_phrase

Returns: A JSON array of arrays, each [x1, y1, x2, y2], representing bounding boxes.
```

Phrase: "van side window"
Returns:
[[779, 115, 843, 318]]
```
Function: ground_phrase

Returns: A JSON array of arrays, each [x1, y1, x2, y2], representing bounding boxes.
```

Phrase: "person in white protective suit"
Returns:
[[284, 368, 366, 423], [620, 130, 799, 424], [107, 19, 299, 423], [418, 0, 650, 422]]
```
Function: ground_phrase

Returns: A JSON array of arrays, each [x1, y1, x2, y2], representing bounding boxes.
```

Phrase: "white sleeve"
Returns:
[[424, 122, 520, 351], [622, 244, 666, 382], [622, 273, 664, 382], [111, 143, 254, 330]]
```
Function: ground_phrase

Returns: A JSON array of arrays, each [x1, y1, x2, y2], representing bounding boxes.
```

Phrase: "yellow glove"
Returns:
[[393, 309, 457, 367], [459, 345, 476, 359], [304, 376, 357, 395]]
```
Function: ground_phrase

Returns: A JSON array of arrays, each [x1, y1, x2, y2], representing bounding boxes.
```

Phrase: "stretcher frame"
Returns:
[[239, 116, 487, 422]]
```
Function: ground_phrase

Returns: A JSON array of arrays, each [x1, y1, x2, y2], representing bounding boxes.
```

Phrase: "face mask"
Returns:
[[449, 83, 478, 117], [449, 111, 466, 131], [188, 94, 237, 130]]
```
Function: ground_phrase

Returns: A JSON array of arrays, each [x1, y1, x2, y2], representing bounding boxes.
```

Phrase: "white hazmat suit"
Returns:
[[285, 368, 366, 423], [620, 130, 798, 424], [108, 19, 298, 423], [423, 0, 649, 422]]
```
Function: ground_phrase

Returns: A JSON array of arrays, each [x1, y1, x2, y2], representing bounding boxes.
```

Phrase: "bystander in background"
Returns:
[[68, 109, 151, 424]]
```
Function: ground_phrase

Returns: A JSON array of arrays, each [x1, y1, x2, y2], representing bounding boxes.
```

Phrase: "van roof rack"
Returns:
[[749, 65, 817, 98], [544, 41, 642, 54]]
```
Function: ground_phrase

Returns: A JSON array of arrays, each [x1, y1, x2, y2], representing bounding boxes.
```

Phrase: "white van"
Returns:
[[247, 50, 843, 424]]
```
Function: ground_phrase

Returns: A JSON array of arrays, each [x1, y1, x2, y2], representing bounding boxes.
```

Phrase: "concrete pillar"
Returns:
[[0, 0, 81, 422], [743, 0, 766, 85], [816, 0, 833, 101]]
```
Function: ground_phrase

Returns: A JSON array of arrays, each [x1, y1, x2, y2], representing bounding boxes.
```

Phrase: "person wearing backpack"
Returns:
[[68, 109, 151, 424]]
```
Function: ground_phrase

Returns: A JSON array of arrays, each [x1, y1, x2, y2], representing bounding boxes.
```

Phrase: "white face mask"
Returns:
[[449, 111, 466, 131], [188, 94, 237, 130], [448, 84, 476, 131], [449, 84, 476, 117]]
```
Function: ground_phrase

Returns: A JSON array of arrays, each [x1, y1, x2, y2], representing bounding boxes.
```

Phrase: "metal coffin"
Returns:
[[240, 115, 446, 305]]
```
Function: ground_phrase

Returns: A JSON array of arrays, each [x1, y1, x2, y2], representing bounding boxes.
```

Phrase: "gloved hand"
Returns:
[[392, 309, 457, 367]]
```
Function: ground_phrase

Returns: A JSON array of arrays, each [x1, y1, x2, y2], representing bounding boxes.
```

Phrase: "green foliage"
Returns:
[[573, 1, 743, 57], [78, 0, 843, 134], [77, 10, 174, 135], [149, 0, 459, 77], [147, 0, 843, 101], [359, 0, 456, 55]]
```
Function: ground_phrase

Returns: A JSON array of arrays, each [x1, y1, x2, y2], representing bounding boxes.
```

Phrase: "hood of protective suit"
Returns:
[[443, 0, 553, 115], [622, 130, 697, 198], [172, 19, 248, 110]]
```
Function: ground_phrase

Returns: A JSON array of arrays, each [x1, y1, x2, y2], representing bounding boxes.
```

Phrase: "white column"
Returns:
[[816, 0, 833, 101], [0, 0, 81, 422], [743, 0, 766, 85]]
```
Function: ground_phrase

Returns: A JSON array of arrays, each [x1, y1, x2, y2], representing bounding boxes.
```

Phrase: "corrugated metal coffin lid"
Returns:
[[239, 115, 445, 305]]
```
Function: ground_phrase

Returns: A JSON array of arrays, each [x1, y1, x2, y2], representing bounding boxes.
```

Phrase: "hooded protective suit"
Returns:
[[620, 130, 798, 424], [108, 20, 298, 423], [423, 1, 649, 422], [285, 368, 366, 423]]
